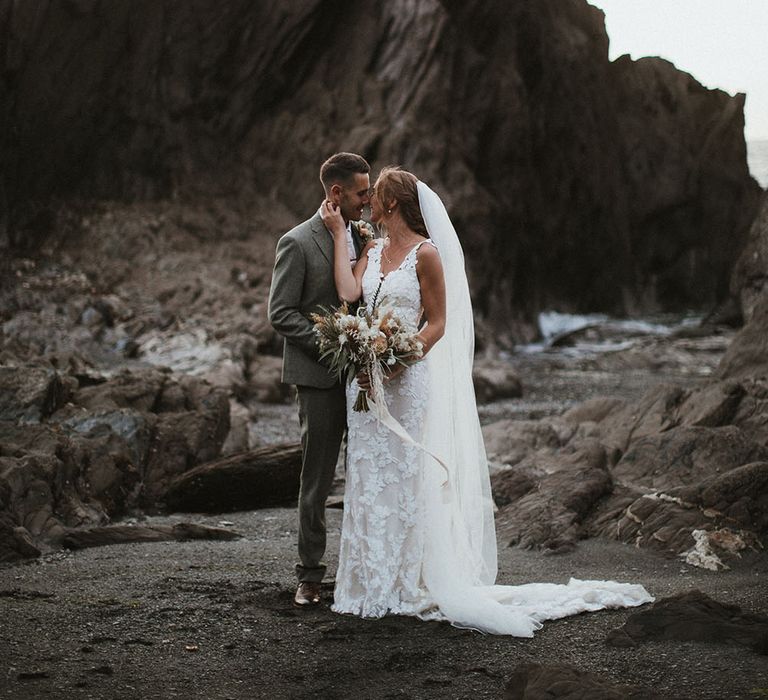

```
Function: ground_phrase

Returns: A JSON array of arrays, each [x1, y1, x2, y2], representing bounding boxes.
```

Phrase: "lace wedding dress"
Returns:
[[332, 185, 653, 635]]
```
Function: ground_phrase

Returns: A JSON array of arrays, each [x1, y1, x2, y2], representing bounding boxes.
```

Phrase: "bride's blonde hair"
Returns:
[[375, 167, 429, 238]]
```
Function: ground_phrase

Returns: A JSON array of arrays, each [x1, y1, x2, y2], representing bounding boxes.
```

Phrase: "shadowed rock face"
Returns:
[[0, 0, 759, 342]]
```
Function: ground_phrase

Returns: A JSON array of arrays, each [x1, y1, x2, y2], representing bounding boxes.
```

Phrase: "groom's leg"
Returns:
[[295, 383, 346, 583]]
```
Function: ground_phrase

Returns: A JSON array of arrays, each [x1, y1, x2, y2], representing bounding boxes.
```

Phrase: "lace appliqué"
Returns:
[[333, 240, 432, 618]]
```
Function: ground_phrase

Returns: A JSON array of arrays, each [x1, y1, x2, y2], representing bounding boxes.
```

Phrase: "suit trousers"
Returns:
[[295, 383, 347, 582]]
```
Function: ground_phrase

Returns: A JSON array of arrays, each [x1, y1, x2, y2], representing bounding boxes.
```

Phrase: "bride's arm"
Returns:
[[374, 242, 444, 387], [414, 243, 446, 355], [320, 200, 371, 303]]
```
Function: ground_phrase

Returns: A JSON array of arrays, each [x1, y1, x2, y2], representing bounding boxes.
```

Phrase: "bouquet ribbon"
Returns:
[[365, 362, 451, 488]]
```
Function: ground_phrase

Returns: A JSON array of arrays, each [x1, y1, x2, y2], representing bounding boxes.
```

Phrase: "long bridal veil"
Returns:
[[416, 181, 653, 635]]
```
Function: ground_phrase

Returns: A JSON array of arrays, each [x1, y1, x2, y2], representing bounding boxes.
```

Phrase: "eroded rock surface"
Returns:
[[0, 364, 230, 562]]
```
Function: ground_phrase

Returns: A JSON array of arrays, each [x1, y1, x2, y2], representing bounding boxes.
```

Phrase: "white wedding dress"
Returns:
[[332, 184, 653, 635]]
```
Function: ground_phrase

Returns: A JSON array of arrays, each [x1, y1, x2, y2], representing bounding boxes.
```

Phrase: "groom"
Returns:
[[268, 152, 371, 607]]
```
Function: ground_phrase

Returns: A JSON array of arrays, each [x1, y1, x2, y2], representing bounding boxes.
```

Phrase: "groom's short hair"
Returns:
[[320, 153, 370, 191]]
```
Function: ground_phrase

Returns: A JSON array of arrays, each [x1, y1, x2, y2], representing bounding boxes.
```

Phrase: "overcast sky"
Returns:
[[588, 0, 768, 140]]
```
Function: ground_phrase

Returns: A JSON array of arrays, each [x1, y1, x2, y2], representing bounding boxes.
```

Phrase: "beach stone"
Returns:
[[503, 662, 661, 699], [606, 590, 768, 652], [0, 369, 231, 556]]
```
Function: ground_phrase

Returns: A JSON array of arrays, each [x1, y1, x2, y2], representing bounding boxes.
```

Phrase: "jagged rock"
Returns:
[[0, 365, 68, 423], [730, 191, 768, 322], [729, 378, 768, 447], [483, 419, 567, 466], [494, 440, 612, 551], [606, 590, 768, 653], [0, 368, 230, 560], [164, 444, 302, 512], [612, 425, 768, 491], [73, 367, 169, 413], [718, 292, 768, 380], [596, 384, 688, 456], [503, 662, 662, 700], [677, 461, 768, 537], [589, 461, 768, 564], [675, 380, 744, 428], [472, 362, 523, 403]]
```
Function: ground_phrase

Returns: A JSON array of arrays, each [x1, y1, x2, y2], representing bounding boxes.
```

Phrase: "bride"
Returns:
[[320, 167, 653, 635]]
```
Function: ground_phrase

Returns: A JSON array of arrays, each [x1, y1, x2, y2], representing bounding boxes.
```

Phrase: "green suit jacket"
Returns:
[[268, 212, 365, 388]]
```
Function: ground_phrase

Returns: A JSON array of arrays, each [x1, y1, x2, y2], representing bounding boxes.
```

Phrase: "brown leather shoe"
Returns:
[[293, 582, 322, 607]]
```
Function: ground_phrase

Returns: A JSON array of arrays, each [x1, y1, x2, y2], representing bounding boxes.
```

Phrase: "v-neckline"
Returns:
[[377, 240, 421, 281]]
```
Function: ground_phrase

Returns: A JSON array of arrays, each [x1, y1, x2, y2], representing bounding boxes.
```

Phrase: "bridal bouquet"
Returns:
[[311, 301, 424, 411]]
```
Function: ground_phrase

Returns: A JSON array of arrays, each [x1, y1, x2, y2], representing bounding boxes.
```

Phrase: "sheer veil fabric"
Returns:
[[414, 181, 653, 635]]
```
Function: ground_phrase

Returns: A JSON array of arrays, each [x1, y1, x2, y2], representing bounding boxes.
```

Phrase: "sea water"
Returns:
[[748, 140, 768, 188], [516, 311, 703, 355]]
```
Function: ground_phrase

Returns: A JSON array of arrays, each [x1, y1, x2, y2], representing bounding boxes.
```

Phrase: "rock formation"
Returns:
[[0, 365, 231, 562], [0, 0, 760, 343]]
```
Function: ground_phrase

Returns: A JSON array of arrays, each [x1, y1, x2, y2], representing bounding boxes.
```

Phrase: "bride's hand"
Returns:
[[320, 199, 346, 238], [356, 369, 372, 391], [383, 363, 406, 383]]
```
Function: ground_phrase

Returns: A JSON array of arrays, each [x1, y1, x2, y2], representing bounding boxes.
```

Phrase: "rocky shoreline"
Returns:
[[2, 192, 768, 697]]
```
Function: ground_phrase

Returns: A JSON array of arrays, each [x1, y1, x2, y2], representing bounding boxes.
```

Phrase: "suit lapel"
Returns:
[[310, 213, 333, 264]]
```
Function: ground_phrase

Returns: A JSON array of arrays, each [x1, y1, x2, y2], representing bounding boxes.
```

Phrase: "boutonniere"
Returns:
[[356, 221, 375, 244]]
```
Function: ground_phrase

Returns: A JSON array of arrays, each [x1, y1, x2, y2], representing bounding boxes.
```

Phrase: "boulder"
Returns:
[[606, 590, 768, 653], [503, 663, 662, 700], [483, 419, 567, 466], [0, 365, 68, 423], [494, 440, 612, 552], [472, 361, 523, 403]]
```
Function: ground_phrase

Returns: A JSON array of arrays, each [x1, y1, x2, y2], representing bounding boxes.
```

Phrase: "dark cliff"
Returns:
[[1, 0, 760, 342]]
